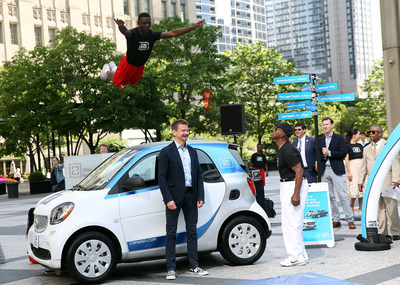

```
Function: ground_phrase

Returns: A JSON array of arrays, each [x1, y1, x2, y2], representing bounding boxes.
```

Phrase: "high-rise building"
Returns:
[[196, 0, 267, 53], [265, 0, 378, 96], [0, 0, 196, 63]]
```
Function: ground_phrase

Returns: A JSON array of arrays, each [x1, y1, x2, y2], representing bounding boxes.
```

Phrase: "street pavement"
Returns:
[[1, 171, 400, 284]]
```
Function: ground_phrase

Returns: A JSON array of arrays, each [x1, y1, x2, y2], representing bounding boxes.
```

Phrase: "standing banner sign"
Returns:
[[303, 182, 335, 248]]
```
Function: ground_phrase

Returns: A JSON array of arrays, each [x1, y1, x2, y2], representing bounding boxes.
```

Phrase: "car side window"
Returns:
[[195, 149, 223, 183], [124, 152, 159, 190]]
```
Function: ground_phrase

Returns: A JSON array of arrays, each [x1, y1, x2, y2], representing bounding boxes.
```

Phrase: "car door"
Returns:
[[119, 149, 225, 256]]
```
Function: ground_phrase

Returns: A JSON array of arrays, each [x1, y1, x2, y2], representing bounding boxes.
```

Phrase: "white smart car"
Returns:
[[27, 141, 271, 283]]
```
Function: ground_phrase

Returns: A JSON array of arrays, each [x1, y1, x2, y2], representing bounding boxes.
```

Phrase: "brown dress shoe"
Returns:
[[332, 221, 341, 228], [348, 222, 356, 229]]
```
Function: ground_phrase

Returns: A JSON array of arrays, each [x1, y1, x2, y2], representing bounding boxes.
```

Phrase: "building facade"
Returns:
[[0, 0, 196, 63], [196, 0, 267, 53], [265, 0, 378, 96], [0, 0, 196, 174]]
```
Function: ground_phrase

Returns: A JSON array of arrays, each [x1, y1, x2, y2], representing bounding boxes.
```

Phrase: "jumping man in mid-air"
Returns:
[[100, 12, 205, 89]]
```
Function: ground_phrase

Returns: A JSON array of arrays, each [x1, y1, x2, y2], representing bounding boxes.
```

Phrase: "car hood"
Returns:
[[34, 189, 110, 213]]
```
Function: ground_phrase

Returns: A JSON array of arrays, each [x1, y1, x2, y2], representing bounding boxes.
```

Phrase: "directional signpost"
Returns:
[[274, 74, 355, 182]]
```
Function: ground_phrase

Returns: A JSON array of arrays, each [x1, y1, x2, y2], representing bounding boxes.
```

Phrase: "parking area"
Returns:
[[1, 171, 400, 284]]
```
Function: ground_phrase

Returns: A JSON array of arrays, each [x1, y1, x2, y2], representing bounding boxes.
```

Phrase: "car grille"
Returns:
[[31, 244, 51, 260], [34, 215, 48, 233]]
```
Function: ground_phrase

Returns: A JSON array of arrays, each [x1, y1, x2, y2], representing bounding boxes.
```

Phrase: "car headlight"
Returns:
[[50, 202, 75, 225]]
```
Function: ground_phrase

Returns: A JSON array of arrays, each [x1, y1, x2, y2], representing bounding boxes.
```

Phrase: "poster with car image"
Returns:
[[303, 182, 335, 248]]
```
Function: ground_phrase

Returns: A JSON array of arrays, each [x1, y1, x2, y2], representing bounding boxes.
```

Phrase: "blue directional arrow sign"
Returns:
[[278, 111, 312, 120], [278, 92, 312, 101], [319, 93, 355, 103], [301, 84, 311, 92], [305, 102, 318, 111], [316, 82, 338, 92], [274, 75, 311, 85], [286, 101, 309, 110]]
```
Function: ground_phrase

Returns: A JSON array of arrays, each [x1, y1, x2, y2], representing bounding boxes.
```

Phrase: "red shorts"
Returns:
[[112, 56, 145, 89]]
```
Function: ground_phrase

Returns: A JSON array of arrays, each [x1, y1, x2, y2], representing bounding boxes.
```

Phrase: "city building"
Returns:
[[0, 0, 196, 63], [0, 0, 196, 174], [195, 0, 267, 52], [265, 0, 380, 96]]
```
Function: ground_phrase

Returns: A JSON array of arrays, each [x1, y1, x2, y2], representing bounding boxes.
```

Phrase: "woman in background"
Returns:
[[345, 129, 364, 216]]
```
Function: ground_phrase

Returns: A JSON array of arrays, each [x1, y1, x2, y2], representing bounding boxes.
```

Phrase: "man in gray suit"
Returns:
[[358, 124, 400, 240]]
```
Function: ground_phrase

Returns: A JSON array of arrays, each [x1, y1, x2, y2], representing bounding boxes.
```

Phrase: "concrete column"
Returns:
[[380, 0, 400, 134]]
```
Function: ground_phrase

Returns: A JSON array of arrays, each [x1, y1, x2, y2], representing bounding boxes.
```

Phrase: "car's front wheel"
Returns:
[[65, 231, 117, 284], [220, 216, 266, 265]]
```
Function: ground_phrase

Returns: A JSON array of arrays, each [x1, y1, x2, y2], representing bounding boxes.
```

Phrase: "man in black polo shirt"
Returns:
[[272, 122, 309, 267], [100, 12, 205, 89]]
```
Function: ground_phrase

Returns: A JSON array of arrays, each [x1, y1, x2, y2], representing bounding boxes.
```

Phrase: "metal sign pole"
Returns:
[[311, 74, 321, 182]]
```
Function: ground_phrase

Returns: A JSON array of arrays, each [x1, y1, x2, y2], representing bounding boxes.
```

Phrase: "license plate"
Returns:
[[32, 233, 39, 248]]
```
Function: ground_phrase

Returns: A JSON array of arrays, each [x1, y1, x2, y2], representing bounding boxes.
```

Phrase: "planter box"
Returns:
[[0, 183, 5, 195], [29, 180, 52, 195], [7, 182, 19, 198]]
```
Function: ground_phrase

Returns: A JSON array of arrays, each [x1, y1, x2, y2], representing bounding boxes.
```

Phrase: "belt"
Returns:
[[280, 177, 307, 182], [185, 187, 193, 192]]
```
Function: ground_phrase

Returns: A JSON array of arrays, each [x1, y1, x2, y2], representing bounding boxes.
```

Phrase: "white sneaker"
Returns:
[[166, 270, 176, 280], [100, 63, 110, 80], [109, 61, 117, 73], [280, 257, 308, 267], [189, 267, 209, 276]]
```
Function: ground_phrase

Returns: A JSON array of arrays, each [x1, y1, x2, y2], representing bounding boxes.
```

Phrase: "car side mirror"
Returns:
[[122, 175, 146, 191]]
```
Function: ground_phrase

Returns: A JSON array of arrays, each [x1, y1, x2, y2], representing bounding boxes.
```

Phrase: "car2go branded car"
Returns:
[[27, 141, 272, 284]]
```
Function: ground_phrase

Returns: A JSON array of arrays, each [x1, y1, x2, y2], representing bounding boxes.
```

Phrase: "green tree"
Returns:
[[150, 16, 231, 135], [225, 42, 299, 148], [356, 59, 386, 132]]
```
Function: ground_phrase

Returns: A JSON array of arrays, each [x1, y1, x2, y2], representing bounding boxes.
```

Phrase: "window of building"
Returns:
[[123, 0, 129, 15], [0, 22, 3, 44], [134, 0, 140, 16], [180, 4, 185, 21], [144, 0, 150, 13], [10, 23, 18, 45], [48, 28, 56, 47], [34, 26, 42, 46], [162, 1, 167, 19], [171, 2, 176, 16]]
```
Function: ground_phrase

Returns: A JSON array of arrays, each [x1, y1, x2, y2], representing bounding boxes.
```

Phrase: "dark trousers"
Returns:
[[165, 191, 198, 271], [304, 168, 317, 183], [255, 180, 267, 212]]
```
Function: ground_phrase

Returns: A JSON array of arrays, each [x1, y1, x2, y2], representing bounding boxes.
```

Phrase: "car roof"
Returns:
[[125, 140, 231, 151]]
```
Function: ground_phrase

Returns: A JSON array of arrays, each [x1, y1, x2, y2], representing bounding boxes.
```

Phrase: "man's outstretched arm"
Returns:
[[160, 19, 205, 39], [115, 18, 132, 38]]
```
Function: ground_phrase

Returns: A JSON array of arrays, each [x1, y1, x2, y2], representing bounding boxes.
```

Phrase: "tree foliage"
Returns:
[[151, 17, 231, 135], [224, 42, 299, 154]]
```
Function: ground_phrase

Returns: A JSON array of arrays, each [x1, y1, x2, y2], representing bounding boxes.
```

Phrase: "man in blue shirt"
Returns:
[[158, 119, 208, 280]]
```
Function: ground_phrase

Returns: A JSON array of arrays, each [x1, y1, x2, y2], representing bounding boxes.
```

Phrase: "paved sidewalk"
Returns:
[[1, 171, 400, 284]]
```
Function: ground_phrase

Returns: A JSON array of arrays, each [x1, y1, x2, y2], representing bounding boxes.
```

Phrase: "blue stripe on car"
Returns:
[[126, 206, 220, 251]]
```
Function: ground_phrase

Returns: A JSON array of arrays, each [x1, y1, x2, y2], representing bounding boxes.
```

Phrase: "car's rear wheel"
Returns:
[[65, 231, 117, 284], [220, 216, 266, 265]]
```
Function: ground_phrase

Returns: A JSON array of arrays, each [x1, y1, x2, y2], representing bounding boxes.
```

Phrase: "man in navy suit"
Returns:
[[292, 123, 317, 183], [158, 119, 208, 280], [318, 117, 355, 229]]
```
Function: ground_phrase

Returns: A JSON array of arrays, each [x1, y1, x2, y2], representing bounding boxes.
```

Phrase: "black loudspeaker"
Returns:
[[221, 104, 246, 135]]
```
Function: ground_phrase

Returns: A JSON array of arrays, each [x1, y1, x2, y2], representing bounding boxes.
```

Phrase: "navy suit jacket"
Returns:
[[318, 132, 347, 176], [158, 142, 204, 205], [292, 135, 316, 173]]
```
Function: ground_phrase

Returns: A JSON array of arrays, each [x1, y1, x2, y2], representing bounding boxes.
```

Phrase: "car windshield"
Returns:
[[77, 148, 139, 190]]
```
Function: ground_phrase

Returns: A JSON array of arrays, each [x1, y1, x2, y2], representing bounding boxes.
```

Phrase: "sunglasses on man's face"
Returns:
[[295, 128, 302, 131], [369, 130, 381, 134]]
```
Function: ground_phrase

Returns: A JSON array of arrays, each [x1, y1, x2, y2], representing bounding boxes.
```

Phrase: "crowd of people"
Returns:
[[253, 117, 400, 267]]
